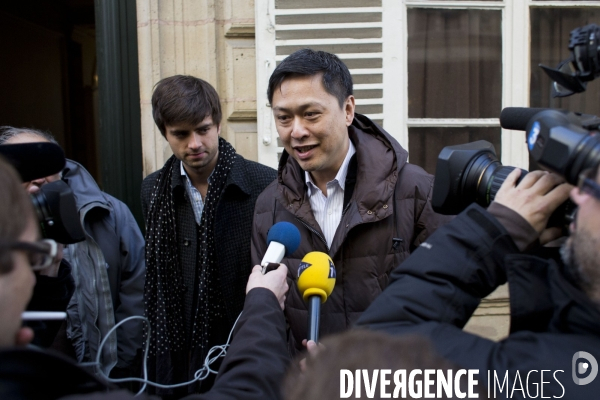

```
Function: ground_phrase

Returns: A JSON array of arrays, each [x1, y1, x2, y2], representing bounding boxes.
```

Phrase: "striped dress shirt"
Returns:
[[181, 161, 212, 225], [305, 140, 356, 248]]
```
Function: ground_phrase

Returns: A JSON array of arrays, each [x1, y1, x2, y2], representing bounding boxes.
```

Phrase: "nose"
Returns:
[[26, 177, 46, 194], [570, 186, 587, 206], [290, 117, 310, 140], [188, 133, 202, 150]]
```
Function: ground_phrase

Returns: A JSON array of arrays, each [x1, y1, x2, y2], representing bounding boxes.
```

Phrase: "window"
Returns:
[[256, 0, 600, 172]]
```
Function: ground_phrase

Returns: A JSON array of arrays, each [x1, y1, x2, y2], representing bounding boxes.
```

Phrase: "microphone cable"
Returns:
[[79, 311, 243, 396]]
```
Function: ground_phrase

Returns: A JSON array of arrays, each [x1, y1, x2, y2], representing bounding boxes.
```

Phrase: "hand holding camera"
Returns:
[[494, 168, 572, 235]]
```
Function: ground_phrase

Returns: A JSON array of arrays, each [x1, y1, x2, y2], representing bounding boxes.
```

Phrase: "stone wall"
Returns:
[[136, 0, 259, 176]]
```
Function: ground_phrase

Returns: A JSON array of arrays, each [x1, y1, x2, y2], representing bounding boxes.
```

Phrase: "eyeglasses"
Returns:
[[578, 168, 600, 201], [0, 239, 58, 271]]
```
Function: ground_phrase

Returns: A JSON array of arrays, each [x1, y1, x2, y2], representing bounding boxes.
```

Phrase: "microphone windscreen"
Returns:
[[297, 251, 336, 302], [266, 221, 301, 256], [500, 107, 549, 131], [0, 143, 65, 182]]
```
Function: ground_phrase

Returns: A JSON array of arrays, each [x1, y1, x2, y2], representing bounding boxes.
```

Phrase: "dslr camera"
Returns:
[[432, 23, 600, 227]]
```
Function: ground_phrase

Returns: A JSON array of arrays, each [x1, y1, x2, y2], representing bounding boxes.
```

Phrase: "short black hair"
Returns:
[[267, 49, 353, 108], [152, 75, 222, 137]]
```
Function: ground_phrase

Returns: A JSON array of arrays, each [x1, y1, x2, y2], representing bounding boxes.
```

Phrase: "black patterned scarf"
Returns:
[[144, 137, 236, 357]]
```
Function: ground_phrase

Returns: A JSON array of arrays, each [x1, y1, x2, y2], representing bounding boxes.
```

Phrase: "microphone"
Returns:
[[0, 142, 66, 182], [296, 251, 336, 342], [500, 107, 550, 131], [261, 221, 301, 274]]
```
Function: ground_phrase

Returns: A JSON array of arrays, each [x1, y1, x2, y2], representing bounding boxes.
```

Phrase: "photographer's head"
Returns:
[[0, 156, 38, 347], [562, 164, 600, 305], [0, 127, 61, 194]]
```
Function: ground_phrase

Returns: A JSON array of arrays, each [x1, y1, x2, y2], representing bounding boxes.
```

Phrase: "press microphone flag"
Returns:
[[261, 221, 301, 273], [296, 251, 336, 342]]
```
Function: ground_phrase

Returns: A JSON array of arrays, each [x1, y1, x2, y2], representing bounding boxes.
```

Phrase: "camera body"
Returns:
[[31, 180, 85, 244], [432, 109, 600, 218], [432, 23, 600, 224], [526, 109, 600, 184], [0, 142, 85, 244]]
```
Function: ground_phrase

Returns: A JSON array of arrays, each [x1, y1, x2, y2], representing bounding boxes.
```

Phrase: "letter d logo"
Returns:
[[572, 351, 598, 385]]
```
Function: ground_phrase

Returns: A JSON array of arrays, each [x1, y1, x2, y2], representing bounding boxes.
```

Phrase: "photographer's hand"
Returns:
[[493, 168, 572, 235]]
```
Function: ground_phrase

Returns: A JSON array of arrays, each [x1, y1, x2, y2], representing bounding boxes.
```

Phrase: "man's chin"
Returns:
[[561, 231, 600, 302]]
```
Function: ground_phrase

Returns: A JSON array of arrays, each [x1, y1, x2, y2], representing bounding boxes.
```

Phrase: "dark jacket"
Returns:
[[0, 288, 289, 400], [251, 114, 452, 353], [357, 204, 600, 399], [141, 153, 276, 395], [62, 160, 146, 376], [26, 261, 75, 348]]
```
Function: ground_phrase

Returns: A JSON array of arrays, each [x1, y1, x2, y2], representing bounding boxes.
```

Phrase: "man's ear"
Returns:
[[217, 124, 222, 136], [344, 96, 356, 126]]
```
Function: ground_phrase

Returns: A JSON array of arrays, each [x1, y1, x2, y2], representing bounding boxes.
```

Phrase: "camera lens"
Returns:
[[479, 166, 527, 206], [462, 152, 528, 207], [30, 191, 54, 230], [433, 141, 527, 214], [433, 139, 574, 229]]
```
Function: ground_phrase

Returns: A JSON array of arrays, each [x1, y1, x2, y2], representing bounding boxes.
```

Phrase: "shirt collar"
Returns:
[[180, 160, 213, 184], [305, 140, 356, 196]]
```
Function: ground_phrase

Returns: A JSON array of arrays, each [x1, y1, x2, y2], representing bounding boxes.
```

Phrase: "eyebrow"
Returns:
[[169, 123, 212, 135], [272, 102, 325, 112], [169, 129, 189, 135]]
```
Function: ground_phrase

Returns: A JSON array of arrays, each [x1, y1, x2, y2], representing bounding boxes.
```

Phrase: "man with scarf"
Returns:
[[141, 75, 277, 398]]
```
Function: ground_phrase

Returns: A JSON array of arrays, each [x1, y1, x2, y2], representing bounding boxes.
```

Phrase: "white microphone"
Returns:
[[22, 311, 67, 321], [261, 222, 301, 274]]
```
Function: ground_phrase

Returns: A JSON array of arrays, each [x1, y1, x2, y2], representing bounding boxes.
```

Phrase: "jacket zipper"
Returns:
[[295, 202, 354, 254], [295, 216, 329, 252], [341, 202, 351, 218]]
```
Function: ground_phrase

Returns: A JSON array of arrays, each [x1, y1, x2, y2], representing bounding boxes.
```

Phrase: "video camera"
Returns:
[[0, 142, 85, 244], [432, 23, 600, 227]]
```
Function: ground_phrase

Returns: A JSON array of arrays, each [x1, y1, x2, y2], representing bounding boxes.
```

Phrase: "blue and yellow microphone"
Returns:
[[297, 251, 336, 342]]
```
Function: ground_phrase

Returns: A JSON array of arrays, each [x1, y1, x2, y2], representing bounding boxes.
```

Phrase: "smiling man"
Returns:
[[142, 75, 276, 398], [251, 49, 451, 354]]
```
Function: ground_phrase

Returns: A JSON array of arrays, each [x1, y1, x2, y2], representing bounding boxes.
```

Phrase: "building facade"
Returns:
[[136, 0, 600, 340]]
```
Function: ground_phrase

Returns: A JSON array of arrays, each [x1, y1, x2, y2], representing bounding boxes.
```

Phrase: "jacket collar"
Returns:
[[508, 254, 600, 337], [61, 159, 110, 212], [169, 152, 249, 197]]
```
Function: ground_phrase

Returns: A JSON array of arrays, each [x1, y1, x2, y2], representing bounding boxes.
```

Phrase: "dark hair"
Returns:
[[284, 330, 487, 400], [267, 49, 353, 108], [0, 126, 58, 145], [151, 75, 222, 137], [0, 156, 35, 274]]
